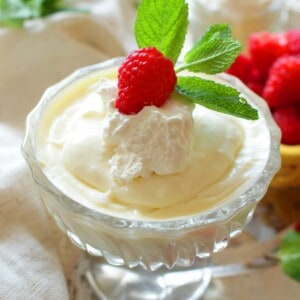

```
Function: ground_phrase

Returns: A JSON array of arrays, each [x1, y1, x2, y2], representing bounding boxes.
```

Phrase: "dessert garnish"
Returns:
[[116, 0, 258, 120], [277, 222, 300, 282], [227, 29, 300, 145], [116, 47, 177, 114]]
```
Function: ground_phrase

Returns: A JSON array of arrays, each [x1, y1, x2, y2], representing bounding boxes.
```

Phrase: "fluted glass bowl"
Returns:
[[22, 58, 281, 299]]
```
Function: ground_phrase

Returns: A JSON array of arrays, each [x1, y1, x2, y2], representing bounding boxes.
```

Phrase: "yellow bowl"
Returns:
[[271, 144, 300, 189], [261, 144, 300, 227]]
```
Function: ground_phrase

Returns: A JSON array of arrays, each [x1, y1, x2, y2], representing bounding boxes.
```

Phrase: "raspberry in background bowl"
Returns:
[[226, 29, 300, 227]]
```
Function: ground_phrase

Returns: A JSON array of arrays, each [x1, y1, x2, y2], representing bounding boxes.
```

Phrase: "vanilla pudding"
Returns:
[[35, 62, 272, 220]]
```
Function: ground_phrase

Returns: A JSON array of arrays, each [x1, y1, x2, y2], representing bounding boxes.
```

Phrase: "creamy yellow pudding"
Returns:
[[35, 67, 271, 220]]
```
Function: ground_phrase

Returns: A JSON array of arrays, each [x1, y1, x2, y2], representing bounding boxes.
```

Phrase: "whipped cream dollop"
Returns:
[[100, 79, 194, 183], [37, 70, 271, 219]]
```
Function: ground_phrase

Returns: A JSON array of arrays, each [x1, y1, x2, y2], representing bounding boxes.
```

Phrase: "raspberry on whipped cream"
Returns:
[[100, 78, 194, 183]]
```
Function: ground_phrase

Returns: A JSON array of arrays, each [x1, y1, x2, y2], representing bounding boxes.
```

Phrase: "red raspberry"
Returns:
[[225, 54, 264, 96], [286, 29, 300, 55], [262, 55, 300, 108], [116, 47, 177, 114], [247, 82, 264, 96], [226, 54, 254, 84], [294, 221, 300, 233], [249, 32, 289, 81], [273, 104, 300, 145]]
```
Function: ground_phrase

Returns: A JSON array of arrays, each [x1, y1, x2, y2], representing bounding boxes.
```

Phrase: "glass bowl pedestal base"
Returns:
[[84, 255, 212, 300]]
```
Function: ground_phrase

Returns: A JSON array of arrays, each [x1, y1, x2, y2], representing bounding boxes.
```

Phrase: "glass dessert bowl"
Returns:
[[22, 58, 281, 299]]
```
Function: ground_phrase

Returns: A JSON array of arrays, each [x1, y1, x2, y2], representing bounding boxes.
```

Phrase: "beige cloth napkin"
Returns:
[[0, 1, 136, 298]]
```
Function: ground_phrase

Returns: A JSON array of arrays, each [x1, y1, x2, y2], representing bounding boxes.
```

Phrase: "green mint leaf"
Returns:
[[176, 24, 241, 74], [277, 230, 300, 282], [134, 0, 188, 63], [0, 0, 33, 28], [176, 76, 258, 120], [0, 0, 70, 28]]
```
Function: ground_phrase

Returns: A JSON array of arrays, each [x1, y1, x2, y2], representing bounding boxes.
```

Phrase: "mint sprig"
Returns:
[[176, 24, 242, 74], [135, 0, 188, 63], [177, 76, 258, 120], [277, 229, 300, 282], [135, 0, 258, 120]]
